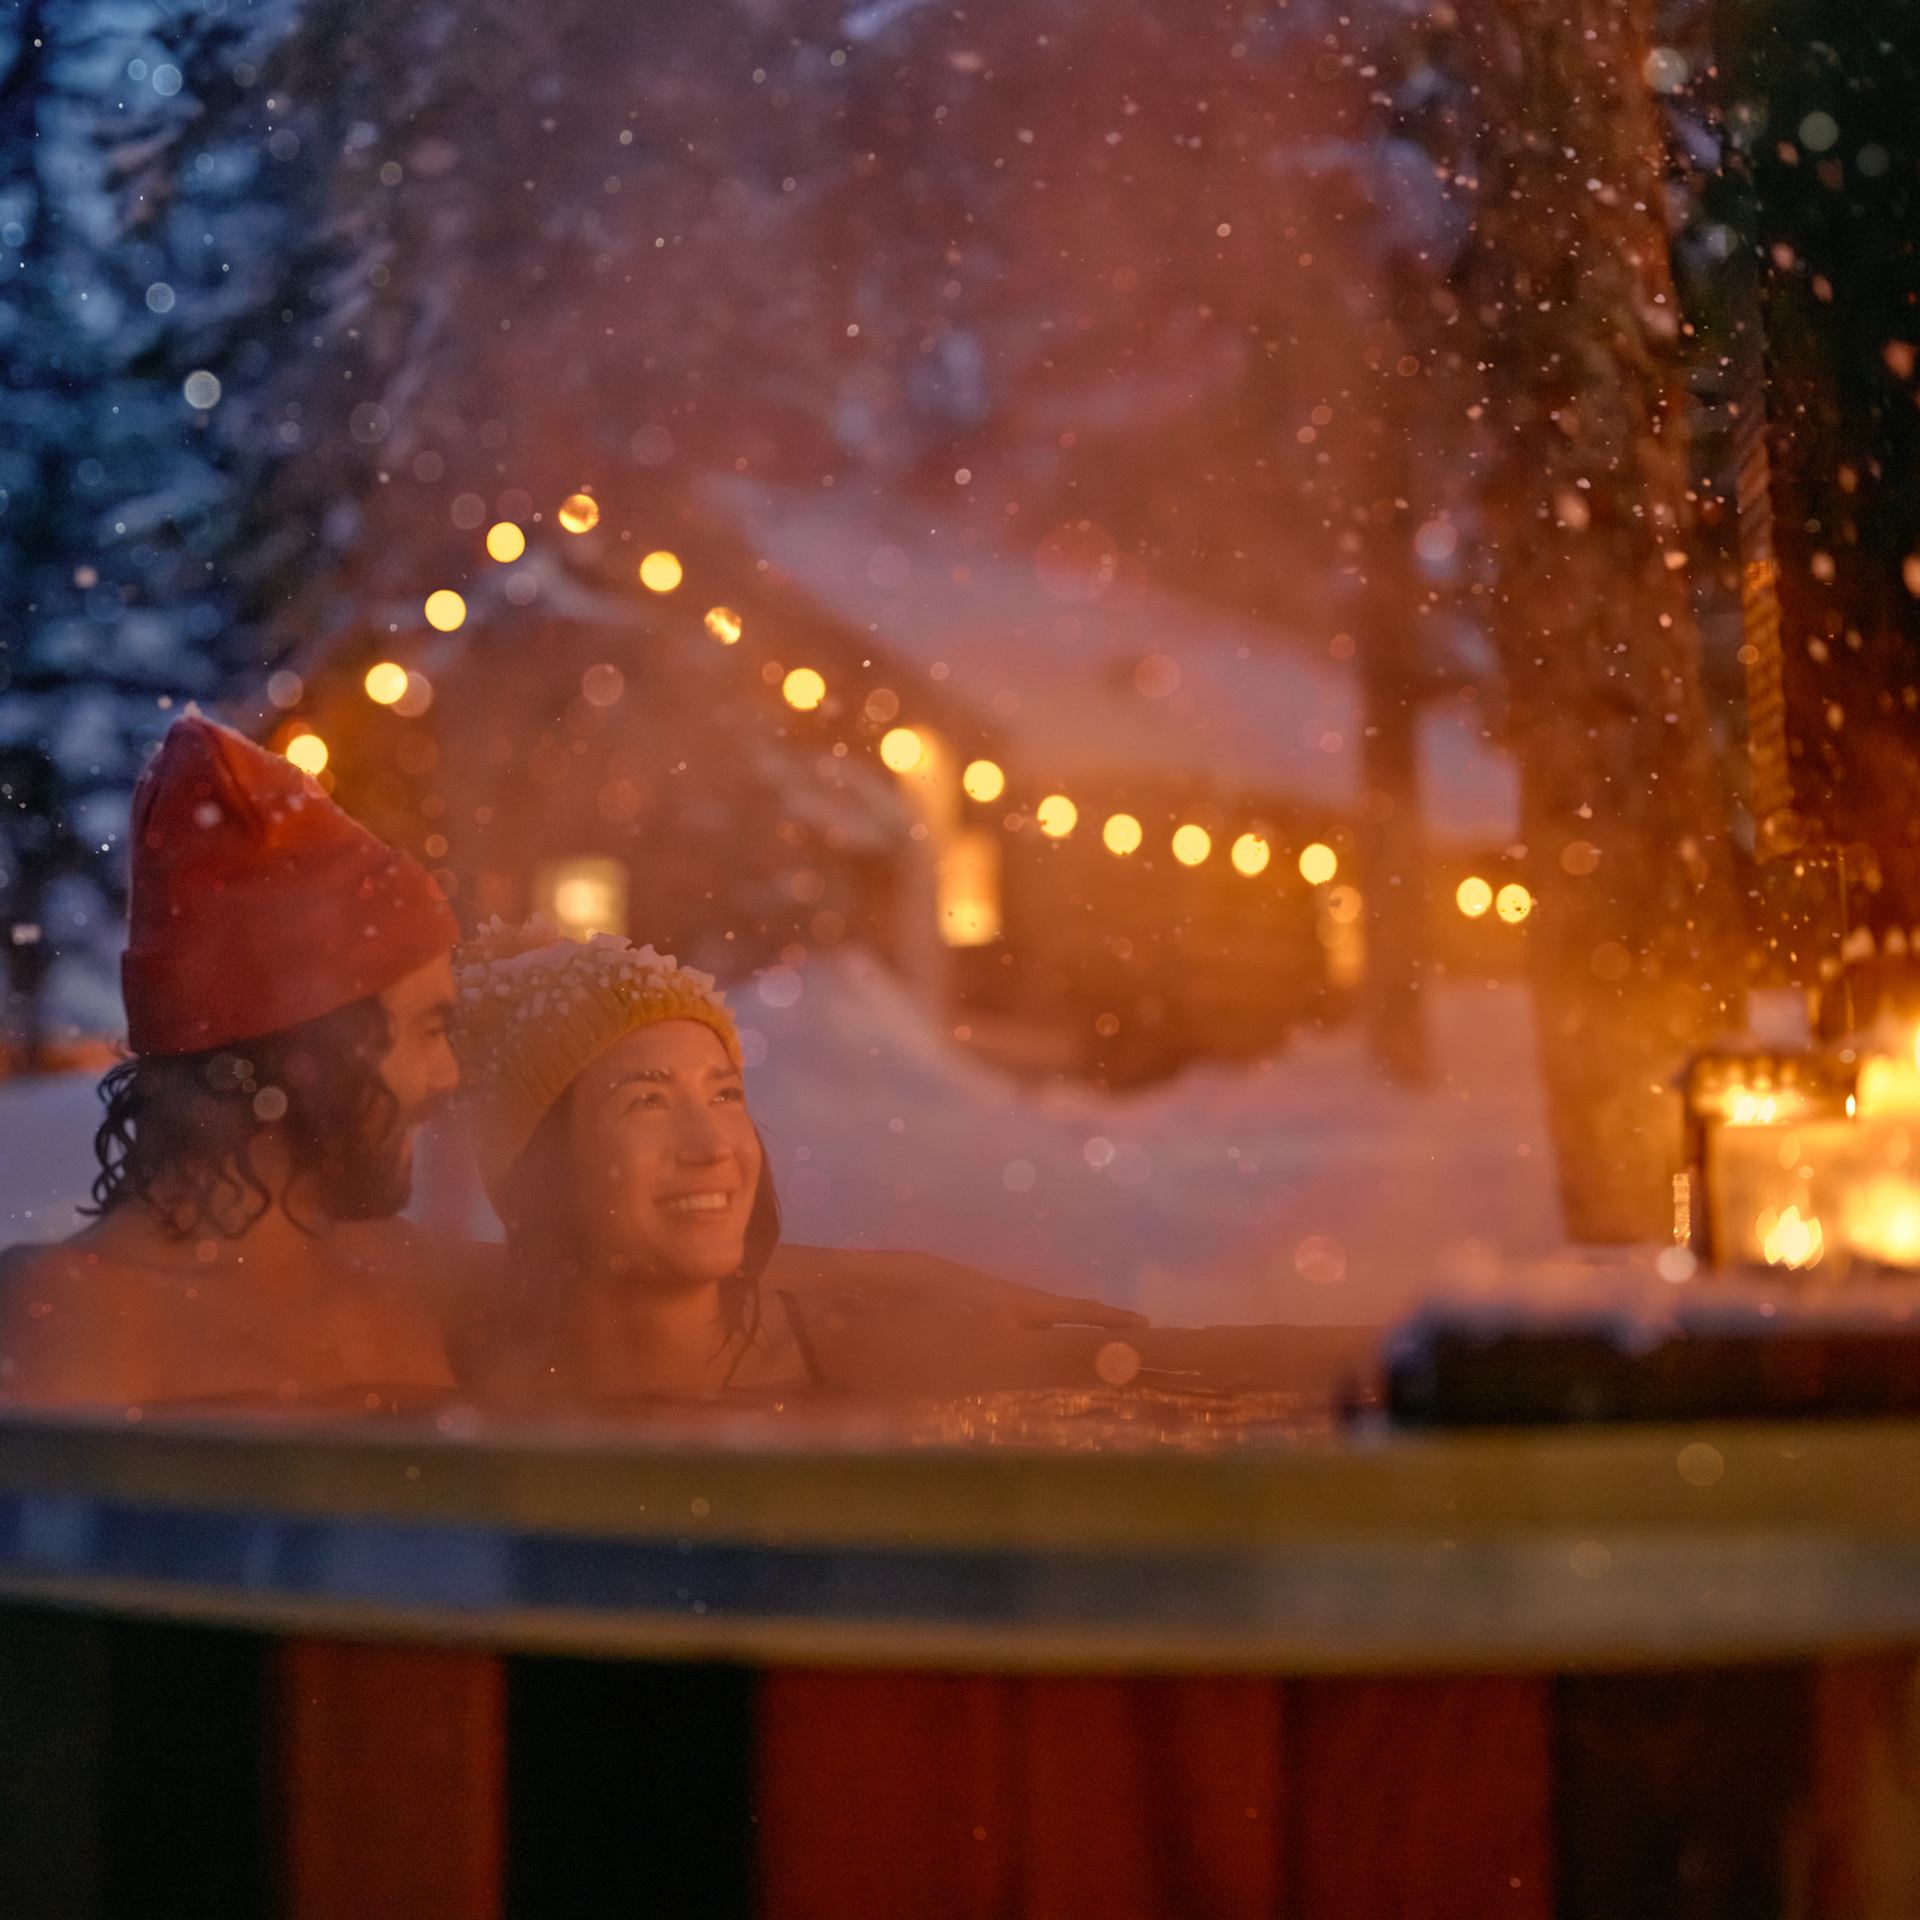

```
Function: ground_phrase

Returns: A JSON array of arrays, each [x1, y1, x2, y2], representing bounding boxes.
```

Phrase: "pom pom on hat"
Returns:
[[121, 715, 458, 1056], [453, 916, 743, 1200]]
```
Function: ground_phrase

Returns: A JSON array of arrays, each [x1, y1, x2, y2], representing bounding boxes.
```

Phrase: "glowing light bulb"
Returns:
[[879, 727, 925, 773], [1299, 842, 1338, 886], [284, 732, 329, 775], [423, 589, 466, 632], [1037, 794, 1078, 839], [1103, 813, 1143, 856], [557, 492, 600, 534], [639, 549, 683, 593], [1456, 875, 1494, 919], [363, 662, 409, 706], [1495, 882, 1533, 924], [962, 759, 1005, 803], [485, 521, 526, 563], [1230, 832, 1270, 877], [782, 667, 826, 711], [704, 606, 742, 645], [1171, 824, 1212, 867]]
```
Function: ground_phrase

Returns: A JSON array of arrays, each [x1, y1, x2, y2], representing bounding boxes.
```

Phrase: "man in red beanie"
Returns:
[[0, 715, 463, 1408]]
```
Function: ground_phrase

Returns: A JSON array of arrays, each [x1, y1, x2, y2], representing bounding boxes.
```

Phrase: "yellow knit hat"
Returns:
[[452, 916, 743, 1199]]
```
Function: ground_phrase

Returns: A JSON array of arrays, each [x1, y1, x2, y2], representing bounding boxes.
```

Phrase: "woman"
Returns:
[[452, 919, 1136, 1406]]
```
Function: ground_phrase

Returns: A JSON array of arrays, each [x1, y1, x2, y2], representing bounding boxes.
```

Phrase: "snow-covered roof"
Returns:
[[710, 478, 1516, 842]]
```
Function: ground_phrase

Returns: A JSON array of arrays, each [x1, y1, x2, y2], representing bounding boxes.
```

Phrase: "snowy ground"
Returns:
[[0, 953, 1564, 1328]]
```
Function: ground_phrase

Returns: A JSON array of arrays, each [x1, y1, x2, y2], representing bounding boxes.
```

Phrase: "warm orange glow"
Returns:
[[879, 727, 925, 773], [1102, 813, 1143, 856], [1495, 882, 1533, 924], [1171, 824, 1212, 867], [1230, 832, 1270, 877], [485, 521, 526, 563], [639, 549, 683, 593], [284, 732, 329, 775], [423, 589, 466, 632], [557, 492, 600, 534], [363, 661, 409, 706], [782, 667, 827, 711], [1456, 875, 1494, 919], [1037, 794, 1078, 839], [1758, 1204, 1823, 1269], [1299, 842, 1338, 885], [962, 759, 1005, 803], [704, 605, 743, 645]]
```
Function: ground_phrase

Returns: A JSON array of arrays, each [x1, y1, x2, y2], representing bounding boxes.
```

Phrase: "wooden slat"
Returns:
[[756, 1670, 1014, 1920], [277, 1639, 505, 1920], [1018, 1673, 1284, 1920], [1287, 1675, 1554, 1920], [1809, 1654, 1920, 1920]]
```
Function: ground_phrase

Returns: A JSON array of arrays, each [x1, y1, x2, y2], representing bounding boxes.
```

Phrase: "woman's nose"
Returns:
[[673, 1107, 727, 1162]]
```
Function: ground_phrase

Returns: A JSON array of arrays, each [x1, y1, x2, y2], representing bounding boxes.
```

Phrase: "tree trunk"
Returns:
[[1454, 0, 1745, 1241]]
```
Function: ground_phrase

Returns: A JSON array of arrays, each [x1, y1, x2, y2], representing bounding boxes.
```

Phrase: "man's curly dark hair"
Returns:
[[88, 995, 404, 1238]]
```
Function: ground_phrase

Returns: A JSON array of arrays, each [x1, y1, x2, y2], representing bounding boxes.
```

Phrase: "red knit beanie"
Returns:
[[121, 716, 459, 1057]]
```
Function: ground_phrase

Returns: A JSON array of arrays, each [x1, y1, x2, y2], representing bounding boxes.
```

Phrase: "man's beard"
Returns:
[[313, 1119, 415, 1222]]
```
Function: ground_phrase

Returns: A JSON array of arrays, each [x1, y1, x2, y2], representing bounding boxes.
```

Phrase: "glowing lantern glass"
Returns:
[[1171, 824, 1212, 867], [879, 727, 925, 773], [557, 493, 600, 534], [363, 661, 409, 706], [639, 550, 683, 593], [962, 759, 1005, 803], [284, 732, 328, 775], [423, 589, 466, 632], [1230, 832, 1270, 877], [1299, 842, 1338, 886], [1456, 876, 1494, 919], [704, 606, 743, 645], [782, 667, 827, 711], [1103, 813, 1143, 856], [1037, 795, 1078, 839]]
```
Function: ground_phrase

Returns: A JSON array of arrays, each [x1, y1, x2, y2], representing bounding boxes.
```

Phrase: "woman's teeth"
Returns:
[[661, 1191, 731, 1215]]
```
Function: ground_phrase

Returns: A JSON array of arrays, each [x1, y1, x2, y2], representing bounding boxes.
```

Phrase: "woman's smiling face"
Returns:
[[564, 1019, 763, 1286]]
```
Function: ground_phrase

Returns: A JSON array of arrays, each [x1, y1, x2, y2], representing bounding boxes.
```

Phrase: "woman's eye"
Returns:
[[626, 1092, 667, 1113], [715, 1085, 744, 1104]]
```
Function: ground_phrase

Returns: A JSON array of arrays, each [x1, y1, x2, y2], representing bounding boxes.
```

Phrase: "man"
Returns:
[[0, 715, 462, 1408]]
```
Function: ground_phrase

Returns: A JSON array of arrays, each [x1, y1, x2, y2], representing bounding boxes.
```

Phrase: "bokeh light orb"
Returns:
[[1171, 824, 1212, 867], [485, 521, 526, 563], [557, 492, 600, 534], [1037, 794, 1078, 839], [1102, 813, 1143, 856], [423, 589, 466, 632], [962, 759, 1005, 803], [284, 732, 329, 775], [1456, 875, 1494, 919], [704, 605, 743, 645], [1299, 841, 1338, 886], [1496, 882, 1534, 924], [639, 549, 683, 593], [879, 727, 925, 773], [363, 661, 409, 706], [782, 667, 826, 711]]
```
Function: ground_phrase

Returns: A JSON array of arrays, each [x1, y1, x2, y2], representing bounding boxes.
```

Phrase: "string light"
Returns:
[[879, 727, 925, 773], [1230, 832, 1270, 877], [423, 589, 466, 632], [284, 732, 329, 775], [363, 662, 409, 706], [639, 550, 683, 593], [1171, 824, 1212, 867], [1456, 875, 1494, 919], [1037, 794, 1078, 838], [704, 606, 742, 645], [485, 522, 526, 563], [962, 759, 1005, 803], [782, 667, 826, 711], [1495, 882, 1533, 924], [1103, 813, 1143, 856], [557, 493, 600, 534], [1299, 842, 1338, 885]]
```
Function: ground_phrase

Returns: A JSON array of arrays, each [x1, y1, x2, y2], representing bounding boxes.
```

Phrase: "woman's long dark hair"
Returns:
[[492, 1083, 781, 1371], [87, 996, 401, 1238]]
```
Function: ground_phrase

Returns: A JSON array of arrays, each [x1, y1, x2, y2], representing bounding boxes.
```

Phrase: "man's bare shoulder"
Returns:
[[0, 1236, 161, 1405]]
